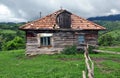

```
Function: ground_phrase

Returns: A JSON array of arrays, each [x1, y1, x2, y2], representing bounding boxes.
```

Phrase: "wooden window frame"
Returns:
[[40, 36, 52, 47], [78, 35, 85, 44]]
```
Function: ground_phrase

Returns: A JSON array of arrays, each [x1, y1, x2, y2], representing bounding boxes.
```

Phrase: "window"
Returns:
[[40, 37, 51, 46], [78, 35, 85, 44], [39, 33, 53, 47]]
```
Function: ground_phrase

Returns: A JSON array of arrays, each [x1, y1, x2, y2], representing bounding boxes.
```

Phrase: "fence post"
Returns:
[[82, 71, 86, 78]]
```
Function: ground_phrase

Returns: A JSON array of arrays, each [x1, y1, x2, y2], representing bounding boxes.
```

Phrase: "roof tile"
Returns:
[[19, 9, 106, 30]]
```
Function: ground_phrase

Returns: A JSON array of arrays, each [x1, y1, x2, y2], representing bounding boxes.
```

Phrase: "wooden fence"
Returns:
[[82, 45, 94, 78]]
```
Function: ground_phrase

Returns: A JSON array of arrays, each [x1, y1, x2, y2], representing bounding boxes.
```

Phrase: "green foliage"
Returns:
[[99, 33, 115, 46], [2, 36, 25, 50], [16, 30, 25, 38], [0, 36, 6, 50], [0, 23, 25, 51], [94, 21, 120, 34], [0, 22, 25, 30], [95, 21, 120, 46], [61, 45, 78, 55], [88, 45, 96, 54], [98, 29, 120, 46]]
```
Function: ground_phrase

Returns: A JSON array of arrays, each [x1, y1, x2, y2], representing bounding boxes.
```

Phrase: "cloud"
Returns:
[[0, 4, 27, 22], [0, 0, 120, 22], [106, 9, 120, 15]]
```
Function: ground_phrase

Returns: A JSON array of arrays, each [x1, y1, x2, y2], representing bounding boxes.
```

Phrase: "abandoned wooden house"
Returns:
[[19, 9, 105, 55]]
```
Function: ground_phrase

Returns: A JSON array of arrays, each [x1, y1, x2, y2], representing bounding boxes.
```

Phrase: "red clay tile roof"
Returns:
[[19, 9, 106, 30]]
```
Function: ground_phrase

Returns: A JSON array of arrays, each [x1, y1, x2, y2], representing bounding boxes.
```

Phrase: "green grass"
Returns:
[[0, 30, 16, 34], [98, 46, 120, 52], [0, 50, 120, 78], [90, 53, 120, 78], [0, 50, 85, 78]]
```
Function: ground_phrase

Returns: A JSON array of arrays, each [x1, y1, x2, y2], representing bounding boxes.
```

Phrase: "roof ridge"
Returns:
[[19, 9, 106, 30]]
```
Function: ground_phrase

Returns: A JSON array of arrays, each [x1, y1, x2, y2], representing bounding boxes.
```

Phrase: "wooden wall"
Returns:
[[53, 31, 76, 48], [56, 12, 71, 28], [25, 30, 98, 55]]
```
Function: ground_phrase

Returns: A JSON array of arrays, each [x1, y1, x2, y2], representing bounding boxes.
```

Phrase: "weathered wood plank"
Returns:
[[25, 30, 98, 55]]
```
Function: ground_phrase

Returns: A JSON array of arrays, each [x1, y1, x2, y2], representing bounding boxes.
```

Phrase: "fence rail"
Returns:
[[82, 45, 94, 78]]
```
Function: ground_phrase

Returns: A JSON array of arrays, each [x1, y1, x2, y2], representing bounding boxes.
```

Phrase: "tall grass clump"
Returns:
[[88, 45, 97, 54], [61, 45, 78, 55]]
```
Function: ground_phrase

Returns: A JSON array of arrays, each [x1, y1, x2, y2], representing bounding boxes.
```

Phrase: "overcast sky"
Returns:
[[0, 0, 120, 22]]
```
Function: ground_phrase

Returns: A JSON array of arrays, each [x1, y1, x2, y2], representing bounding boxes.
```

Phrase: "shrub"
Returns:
[[2, 36, 25, 50], [77, 49, 84, 54], [98, 34, 115, 46], [61, 45, 78, 55], [88, 45, 97, 54]]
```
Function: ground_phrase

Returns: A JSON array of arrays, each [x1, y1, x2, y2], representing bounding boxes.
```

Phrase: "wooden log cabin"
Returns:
[[19, 9, 105, 55]]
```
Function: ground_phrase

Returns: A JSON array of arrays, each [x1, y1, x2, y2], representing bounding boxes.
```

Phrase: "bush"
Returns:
[[77, 49, 84, 54], [61, 45, 78, 55], [88, 45, 97, 54], [98, 34, 115, 46], [2, 36, 25, 50]]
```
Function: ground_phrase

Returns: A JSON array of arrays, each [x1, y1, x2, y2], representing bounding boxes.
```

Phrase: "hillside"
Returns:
[[107, 30, 120, 38], [0, 23, 25, 51], [94, 21, 120, 33], [98, 29, 120, 46], [93, 21, 120, 46], [88, 14, 120, 21]]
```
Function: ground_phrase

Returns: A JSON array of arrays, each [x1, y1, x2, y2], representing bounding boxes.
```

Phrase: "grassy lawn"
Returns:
[[0, 30, 16, 34], [90, 53, 120, 78], [0, 50, 120, 78], [98, 46, 120, 52]]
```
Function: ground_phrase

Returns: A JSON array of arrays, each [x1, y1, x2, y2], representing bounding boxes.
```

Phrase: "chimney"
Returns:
[[40, 12, 42, 18]]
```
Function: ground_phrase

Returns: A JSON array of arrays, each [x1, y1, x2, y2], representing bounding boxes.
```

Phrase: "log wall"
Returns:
[[25, 30, 98, 55], [53, 31, 76, 48]]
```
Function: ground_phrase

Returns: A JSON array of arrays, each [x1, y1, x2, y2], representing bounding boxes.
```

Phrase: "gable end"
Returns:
[[56, 11, 71, 28]]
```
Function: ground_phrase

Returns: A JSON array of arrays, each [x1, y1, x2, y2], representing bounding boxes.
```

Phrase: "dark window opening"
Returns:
[[40, 37, 51, 46], [26, 31, 36, 37]]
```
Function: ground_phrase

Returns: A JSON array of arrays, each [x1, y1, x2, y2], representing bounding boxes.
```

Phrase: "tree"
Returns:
[[98, 34, 115, 46], [2, 36, 25, 50]]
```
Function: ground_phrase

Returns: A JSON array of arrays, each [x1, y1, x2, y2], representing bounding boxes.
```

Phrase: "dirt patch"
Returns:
[[16, 54, 39, 60], [91, 57, 106, 63], [58, 58, 82, 61], [91, 57, 120, 63], [107, 58, 120, 63], [91, 57, 117, 74], [96, 63, 113, 74]]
